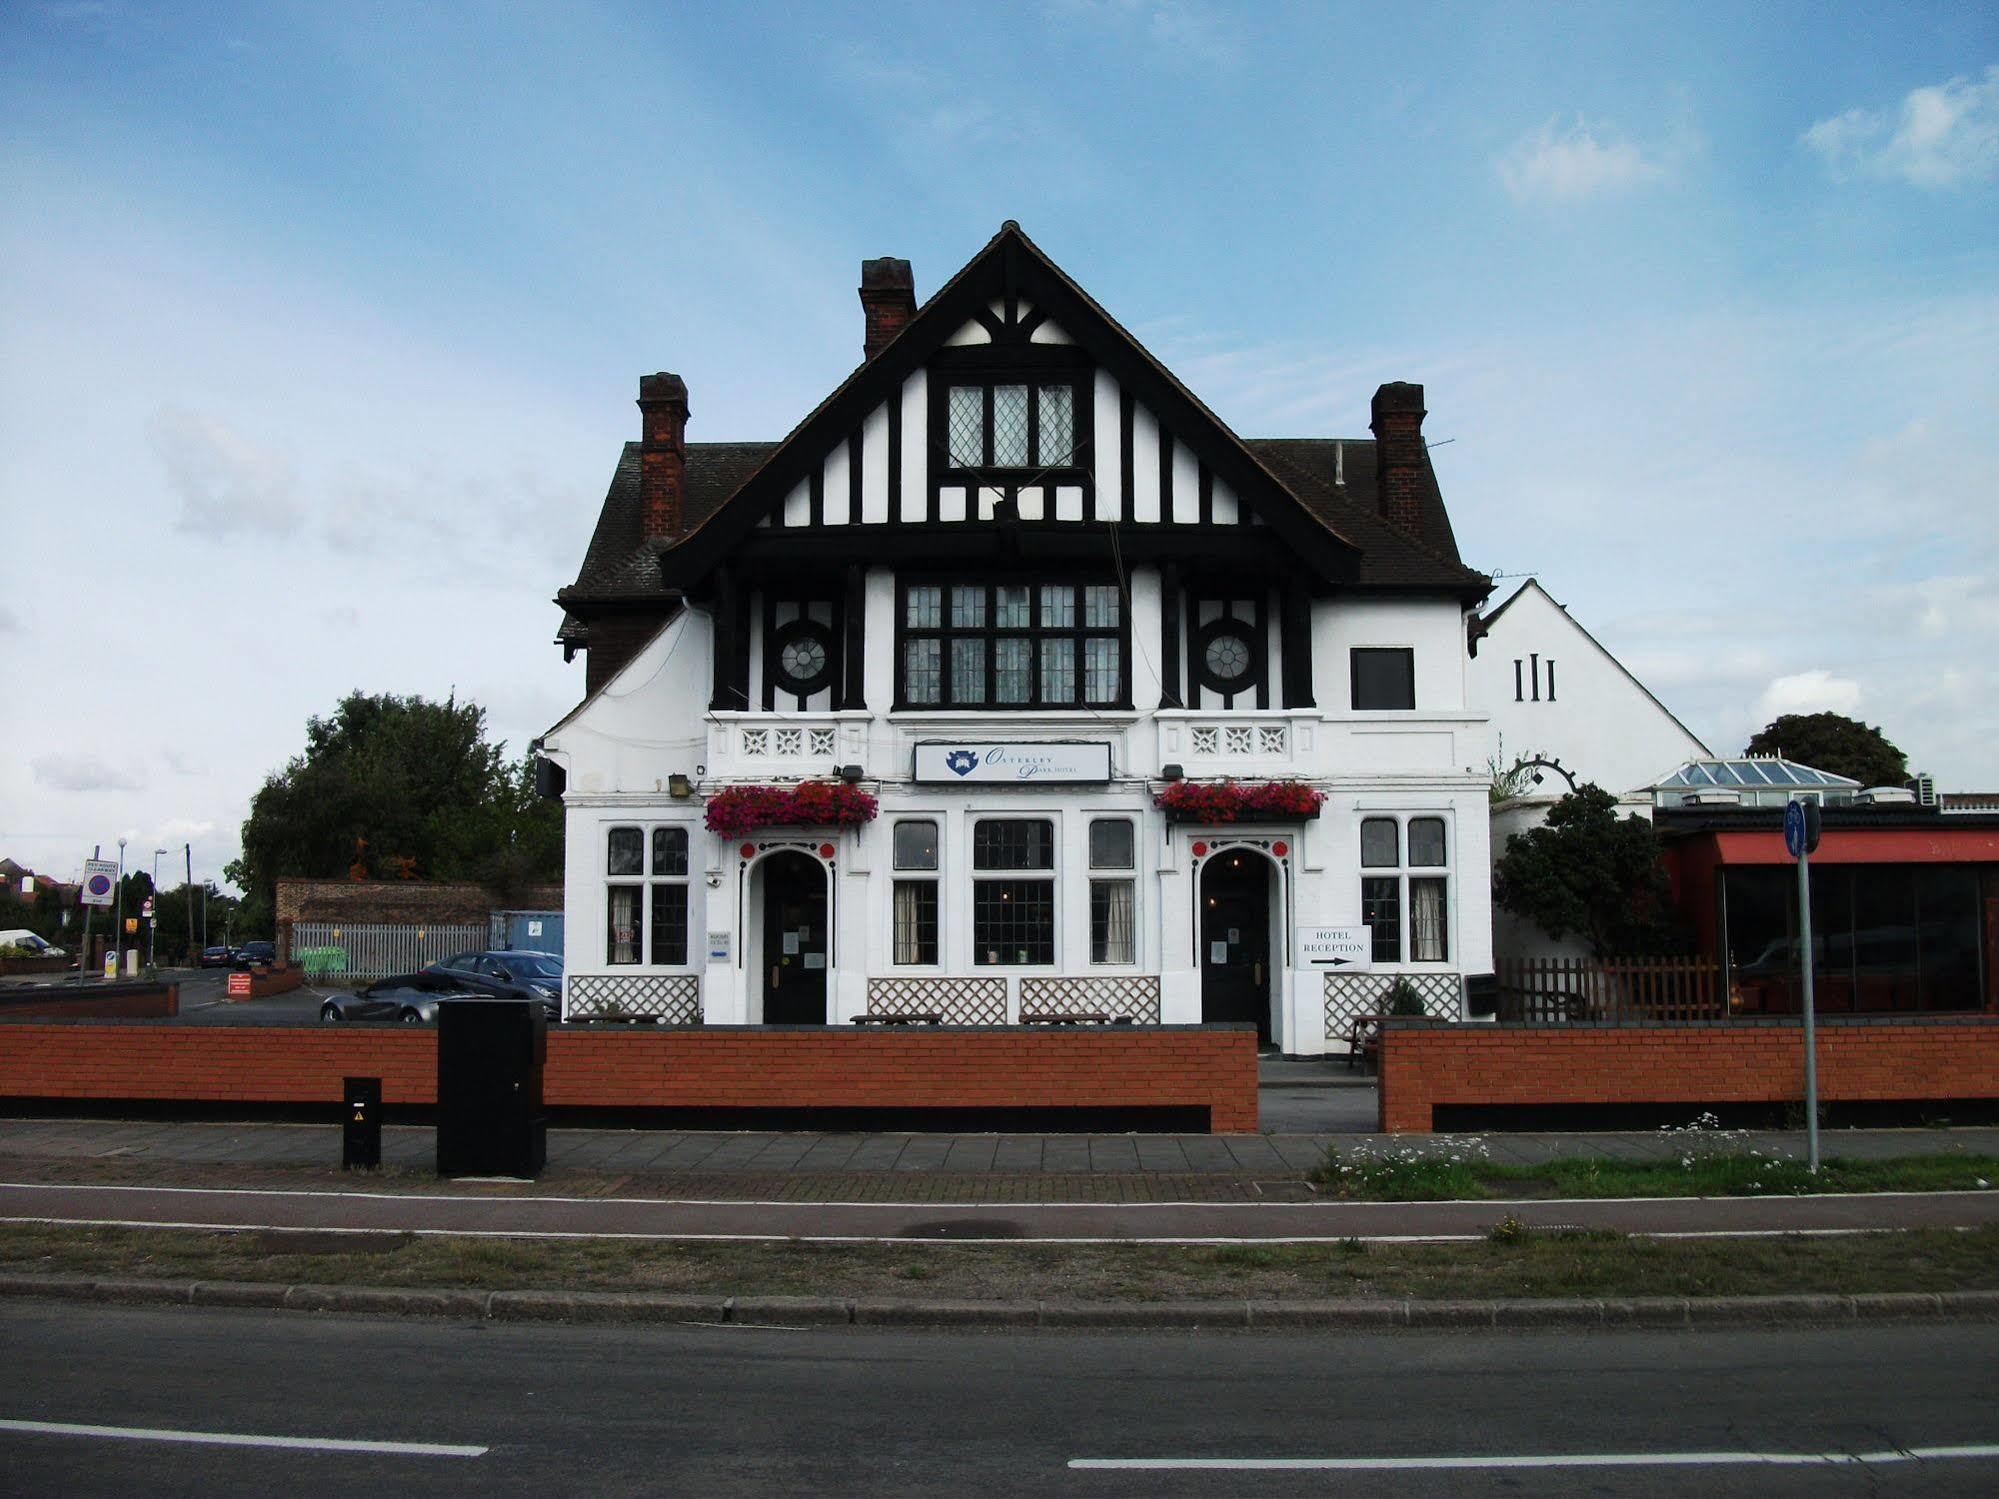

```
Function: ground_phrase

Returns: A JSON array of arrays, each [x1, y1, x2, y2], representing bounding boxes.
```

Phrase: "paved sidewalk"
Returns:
[[2, 1117, 1994, 1189]]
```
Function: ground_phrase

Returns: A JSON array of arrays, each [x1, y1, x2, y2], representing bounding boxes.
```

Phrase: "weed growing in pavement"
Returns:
[[1316, 1137, 1491, 1200], [1487, 1214, 1526, 1244]]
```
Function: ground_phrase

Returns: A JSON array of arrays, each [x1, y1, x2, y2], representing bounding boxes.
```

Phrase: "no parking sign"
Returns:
[[81, 860, 117, 907]]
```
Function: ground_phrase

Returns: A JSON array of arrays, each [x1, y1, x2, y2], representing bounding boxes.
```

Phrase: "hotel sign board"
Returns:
[[1300, 926, 1372, 970], [913, 741, 1113, 785]]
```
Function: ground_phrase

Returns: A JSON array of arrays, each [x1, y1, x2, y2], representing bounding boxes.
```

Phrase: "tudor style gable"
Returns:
[[554, 223, 1489, 716]]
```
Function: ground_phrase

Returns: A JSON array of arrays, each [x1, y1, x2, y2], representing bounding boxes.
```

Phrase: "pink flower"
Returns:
[[704, 781, 880, 837], [1153, 779, 1324, 825]]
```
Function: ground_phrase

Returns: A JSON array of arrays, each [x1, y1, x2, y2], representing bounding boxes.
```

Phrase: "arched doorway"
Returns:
[[1200, 849, 1275, 1044], [755, 850, 829, 1025]]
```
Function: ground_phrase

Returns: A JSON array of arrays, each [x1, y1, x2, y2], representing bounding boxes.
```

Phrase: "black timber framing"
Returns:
[[653, 225, 1363, 590], [1159, 560, 1183, 709], [841, 565, 866, 709], [1281, 583, 1316, 709]]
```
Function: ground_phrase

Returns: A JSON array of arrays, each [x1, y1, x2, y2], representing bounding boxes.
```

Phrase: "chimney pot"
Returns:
[[859, 257, 917, 360], [637, 371, 690, 542], [1369, 381, 1428, 540]]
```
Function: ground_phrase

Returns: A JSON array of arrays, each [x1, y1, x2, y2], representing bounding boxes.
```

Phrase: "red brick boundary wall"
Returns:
[[0, 983, 180, 1021], [1379, 1017, 1999, 1133], [0, 1023, 1259, 1132]]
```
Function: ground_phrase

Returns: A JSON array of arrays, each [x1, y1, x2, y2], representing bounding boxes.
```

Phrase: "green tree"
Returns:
[[1493, 785, 1681, 957], [226, 692, 562, 916], [1744, 712, 1908, 787]]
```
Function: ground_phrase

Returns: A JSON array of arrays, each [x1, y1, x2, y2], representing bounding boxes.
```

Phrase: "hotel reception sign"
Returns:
[[913, 741, 1114, 785]]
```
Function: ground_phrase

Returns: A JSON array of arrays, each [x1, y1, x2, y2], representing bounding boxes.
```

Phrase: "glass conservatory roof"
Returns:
[[1656, 757, 1861, 789]]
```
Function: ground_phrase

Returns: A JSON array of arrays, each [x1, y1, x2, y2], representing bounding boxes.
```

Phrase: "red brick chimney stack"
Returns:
[[859, 258, 917, 360], [1370, 381, 1427, 540], [637, 371, 689, 542]]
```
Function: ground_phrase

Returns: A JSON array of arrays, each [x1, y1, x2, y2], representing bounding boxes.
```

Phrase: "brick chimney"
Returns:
[[1370, 381, 1427, 540], [859, 257, 916, 360], [637, 371, 689, 542]]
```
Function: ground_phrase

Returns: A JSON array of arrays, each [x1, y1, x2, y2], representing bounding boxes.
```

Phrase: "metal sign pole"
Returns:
[[1783, 798, 1822, 1174]]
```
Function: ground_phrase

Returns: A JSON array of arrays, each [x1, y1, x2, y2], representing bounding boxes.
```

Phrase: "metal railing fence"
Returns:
[[289, 922, 490, 980]]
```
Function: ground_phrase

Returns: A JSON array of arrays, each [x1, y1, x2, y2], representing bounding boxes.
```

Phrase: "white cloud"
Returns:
[[31, 753, 147, 793], [1498, 116, 1672, 202], [148, 405, 306, 537], [0, 605, 19, 634], [1803, 65, 1999, 188], [1041, 0, 1241, 69], [1757, 670, 1863, 721]]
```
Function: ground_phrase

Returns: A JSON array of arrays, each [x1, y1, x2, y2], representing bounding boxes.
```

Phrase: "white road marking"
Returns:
[[0, 1417, 485, 1458], [1070, 1443, 1999, 1471]]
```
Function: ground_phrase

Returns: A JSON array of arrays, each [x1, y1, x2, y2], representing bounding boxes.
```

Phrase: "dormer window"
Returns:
[[944, 381, 1079, 470]]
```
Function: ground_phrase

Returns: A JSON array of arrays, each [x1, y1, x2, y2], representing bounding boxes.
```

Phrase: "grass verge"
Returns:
[[3, 1221, 1997, 1303], [1313, 1149, 1999, 1202]]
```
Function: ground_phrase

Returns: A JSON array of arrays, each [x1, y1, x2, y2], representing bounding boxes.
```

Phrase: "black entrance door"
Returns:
[[761, 852, 828, 1025], [1201, 852, 1271, 1043]]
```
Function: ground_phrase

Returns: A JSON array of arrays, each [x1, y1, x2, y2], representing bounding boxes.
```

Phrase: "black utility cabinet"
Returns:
[[342, 1076, 382, 1169], [436, 999, 546, 1177]]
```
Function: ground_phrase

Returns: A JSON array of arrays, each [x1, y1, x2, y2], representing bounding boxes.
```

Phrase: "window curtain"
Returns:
[[1096, 880, 1135, 965], [608, 886, 639, 965], [893, 882, 926, 965], [1410, 879, 1448, 963]]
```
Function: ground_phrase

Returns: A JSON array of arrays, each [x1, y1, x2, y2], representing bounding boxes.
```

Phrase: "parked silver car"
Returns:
[[319, 971, 486, 1024]]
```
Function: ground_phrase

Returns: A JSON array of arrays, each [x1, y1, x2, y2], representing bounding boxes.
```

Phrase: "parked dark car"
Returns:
[[200, 945, 239, 968], [234, 940, 277, 968], [320, 970, 487, 1025], [423, 950, 563, 1021]]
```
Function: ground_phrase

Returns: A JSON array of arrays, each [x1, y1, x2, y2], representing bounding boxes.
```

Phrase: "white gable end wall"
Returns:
[[1470, 582, 1708, 796]]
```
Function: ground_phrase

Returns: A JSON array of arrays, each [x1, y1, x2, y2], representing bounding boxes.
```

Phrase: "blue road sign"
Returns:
[[1784, 798, 1822, 857]]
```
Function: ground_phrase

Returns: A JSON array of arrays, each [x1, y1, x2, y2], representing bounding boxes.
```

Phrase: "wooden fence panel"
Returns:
[[1496, 957, 1728, 1024]]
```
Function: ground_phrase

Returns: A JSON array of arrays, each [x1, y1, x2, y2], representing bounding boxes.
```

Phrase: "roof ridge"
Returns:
[[1255, 443, 1481, 581]]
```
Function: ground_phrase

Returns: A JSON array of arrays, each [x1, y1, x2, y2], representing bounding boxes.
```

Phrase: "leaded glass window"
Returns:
[[991, 384, 1030, 466], [947, 386, 983, 467], [941, 382, 1084, 470], [1037, 384, 1073, 465]]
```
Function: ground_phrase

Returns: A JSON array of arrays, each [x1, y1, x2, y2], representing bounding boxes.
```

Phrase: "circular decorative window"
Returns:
[[1195, 617, 1260, 693], [1204, 632, 1251, 681], [772, 619, 834, 695]]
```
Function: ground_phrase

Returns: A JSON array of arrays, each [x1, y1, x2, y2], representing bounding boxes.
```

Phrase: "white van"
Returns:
[[0, 930, 66, 957]]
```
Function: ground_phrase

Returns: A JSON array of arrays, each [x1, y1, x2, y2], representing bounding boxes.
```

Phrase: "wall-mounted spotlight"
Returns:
[[839, 764, 865, 784], [1161, 763, 1185, 782], [668, 773, 693, 799]]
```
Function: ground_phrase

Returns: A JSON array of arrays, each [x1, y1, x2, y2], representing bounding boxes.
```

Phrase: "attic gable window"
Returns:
[[945, 382, 1077, 470]]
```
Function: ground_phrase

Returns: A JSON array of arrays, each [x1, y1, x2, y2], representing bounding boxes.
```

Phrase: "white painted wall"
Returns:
[[1470, 581, 1708, 797]]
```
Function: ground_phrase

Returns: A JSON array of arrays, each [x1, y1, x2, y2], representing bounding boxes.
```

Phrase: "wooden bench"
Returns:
[[1346, 1013, 1387, 1072], [1020, 1011, 1133, 1026], [851, 1012, 943, 1027]]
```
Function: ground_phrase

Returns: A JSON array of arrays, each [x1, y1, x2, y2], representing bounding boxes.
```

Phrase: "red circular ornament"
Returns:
[[1272, 841, 1288, 857], [1191, 841, 1208, 857], [739, 843, 756, 859], [818, 843, 835, 859]]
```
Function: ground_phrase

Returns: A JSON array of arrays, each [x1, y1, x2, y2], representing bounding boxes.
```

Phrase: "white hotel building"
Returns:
[[540, 224, 1496, 1055]]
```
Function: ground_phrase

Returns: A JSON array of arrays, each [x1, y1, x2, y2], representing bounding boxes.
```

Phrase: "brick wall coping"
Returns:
[[1383, 1014, 1999, 1032], [0, 1015, 1255, 1034]]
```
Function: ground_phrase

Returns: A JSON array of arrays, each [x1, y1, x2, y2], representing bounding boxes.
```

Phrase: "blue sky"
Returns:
[[3, 1, 1995, 887]]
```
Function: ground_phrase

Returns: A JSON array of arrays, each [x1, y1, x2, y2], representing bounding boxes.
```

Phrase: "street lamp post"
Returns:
[[113, 838, 127, 976]]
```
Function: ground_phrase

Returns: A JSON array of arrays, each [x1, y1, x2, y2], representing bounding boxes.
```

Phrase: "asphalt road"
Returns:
[[2, 1302, 1995, 1496]]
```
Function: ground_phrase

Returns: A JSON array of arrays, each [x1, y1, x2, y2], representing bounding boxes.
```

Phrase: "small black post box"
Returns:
[[436, 999, 546, 1178], [343, 1076, 382, 1169]]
